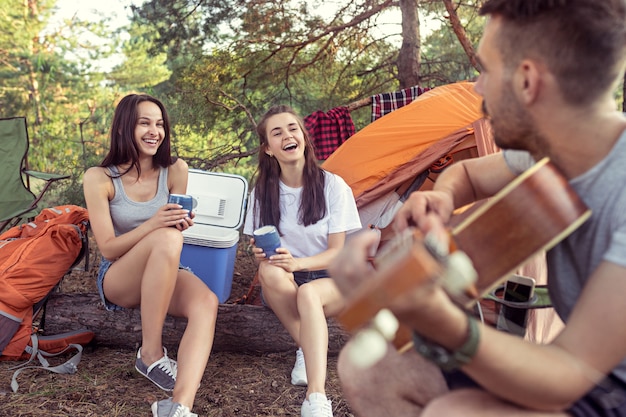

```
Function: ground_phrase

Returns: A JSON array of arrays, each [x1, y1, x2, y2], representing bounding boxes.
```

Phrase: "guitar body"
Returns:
[[451, 157, 591, 303], [338, 158, 591, 349]]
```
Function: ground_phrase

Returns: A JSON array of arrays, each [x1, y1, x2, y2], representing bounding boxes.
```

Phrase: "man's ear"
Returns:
[[515, 59, 542, 104]]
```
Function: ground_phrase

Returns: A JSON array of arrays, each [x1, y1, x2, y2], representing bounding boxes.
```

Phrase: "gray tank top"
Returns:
[[107, 165, 170, 236]]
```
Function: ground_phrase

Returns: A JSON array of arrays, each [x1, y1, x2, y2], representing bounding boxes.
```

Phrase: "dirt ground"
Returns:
[[0, 236, 355, 417]]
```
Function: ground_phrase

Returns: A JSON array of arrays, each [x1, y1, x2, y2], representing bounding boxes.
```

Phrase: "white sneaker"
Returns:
[[291, 347, 308, 386], [151, 397, 198, 417], [301, 392, 333, 417]]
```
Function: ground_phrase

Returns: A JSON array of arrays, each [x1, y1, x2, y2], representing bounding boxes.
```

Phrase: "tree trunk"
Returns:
[[442, 0, 480, 73], [43, 293, 349, 355], [24, 1, 44, 125], [398, 0, 421, 88], [622, 71, 625, 112]]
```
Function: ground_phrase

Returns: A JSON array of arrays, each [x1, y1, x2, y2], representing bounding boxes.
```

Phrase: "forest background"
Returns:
[[4, 0, 625, 205], [2, 1, 626, 416]]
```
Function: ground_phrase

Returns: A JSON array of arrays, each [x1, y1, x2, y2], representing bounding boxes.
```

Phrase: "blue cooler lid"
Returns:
[[183, 169, 248, 230]]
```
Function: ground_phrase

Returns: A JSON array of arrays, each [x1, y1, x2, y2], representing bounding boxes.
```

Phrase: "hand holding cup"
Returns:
[[167, 194, 197, 229], [253, 225, 281, 258], [168, 194, 198, 213]]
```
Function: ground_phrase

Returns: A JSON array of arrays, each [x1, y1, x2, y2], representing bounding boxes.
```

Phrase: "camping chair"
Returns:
[[0, 117, 70, 232]]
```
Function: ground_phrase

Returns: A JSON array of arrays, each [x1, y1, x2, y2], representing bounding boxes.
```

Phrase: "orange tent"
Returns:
[[322, 81, 496, 229], [322, 85, 566, 343]]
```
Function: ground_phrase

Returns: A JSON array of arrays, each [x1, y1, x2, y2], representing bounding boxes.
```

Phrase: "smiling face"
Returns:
[[263, 112, 306, 163], [134, 101, 165, 157]]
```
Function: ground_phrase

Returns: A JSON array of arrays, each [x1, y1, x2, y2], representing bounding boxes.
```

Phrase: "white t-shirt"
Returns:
[[243, 170, 362, 259]]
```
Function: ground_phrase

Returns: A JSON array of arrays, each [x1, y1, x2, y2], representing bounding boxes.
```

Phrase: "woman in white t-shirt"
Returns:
[[244, 104, 361, 417]]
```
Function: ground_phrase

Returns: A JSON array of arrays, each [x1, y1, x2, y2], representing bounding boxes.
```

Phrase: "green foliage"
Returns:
[[0, 0, 124, 207], [6, 0, 623, 210], [139, 0, 406, 174], [0, 0, 54, 116], [3, 0, 485, 199], [107, 23, 172, 90], [129, 0, 234, 58], [420, 2, 484, 84]]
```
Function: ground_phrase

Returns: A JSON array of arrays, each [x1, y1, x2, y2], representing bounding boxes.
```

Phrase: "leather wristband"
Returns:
[[412, 315, 480, 372]]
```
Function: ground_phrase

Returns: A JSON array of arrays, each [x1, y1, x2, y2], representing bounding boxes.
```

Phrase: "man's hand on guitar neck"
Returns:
[[329, 223, 465, 328], [329, 226, 469, 350]]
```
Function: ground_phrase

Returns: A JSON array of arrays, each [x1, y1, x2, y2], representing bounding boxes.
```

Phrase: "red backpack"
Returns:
[[0, 205, 94, 390]]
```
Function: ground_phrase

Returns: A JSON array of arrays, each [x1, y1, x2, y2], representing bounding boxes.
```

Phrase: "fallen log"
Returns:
[[43, 293, 349, 355]]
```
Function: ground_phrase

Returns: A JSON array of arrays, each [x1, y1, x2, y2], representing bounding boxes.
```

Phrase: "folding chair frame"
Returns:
[[0, 117, 69, 232]]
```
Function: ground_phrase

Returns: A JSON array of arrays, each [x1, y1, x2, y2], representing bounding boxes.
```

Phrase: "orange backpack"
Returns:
[[0, 205, 90, 359]]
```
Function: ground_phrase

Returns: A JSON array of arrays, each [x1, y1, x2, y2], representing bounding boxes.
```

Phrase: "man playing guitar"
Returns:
[[329, 1, 626, 416]]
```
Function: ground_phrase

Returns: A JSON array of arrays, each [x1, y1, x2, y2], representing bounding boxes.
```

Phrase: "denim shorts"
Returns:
[[444, 370, 626, 416], [293, 269, 330, 286], [260, 269, 329, 306], [97, 257, 193, 312], [97, 258, 124, 311]]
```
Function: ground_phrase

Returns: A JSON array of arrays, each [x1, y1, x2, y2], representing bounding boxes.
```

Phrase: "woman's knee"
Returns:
[[146, 228, 184, 257], [195, 283, 218, 308], [257, 263, 290, 289], [295, 282, 320, 309], [182, 284, 219, 320], [197, 289, 219, 318]]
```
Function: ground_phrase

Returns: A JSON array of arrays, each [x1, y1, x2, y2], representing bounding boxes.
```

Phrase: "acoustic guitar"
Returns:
[[337, 157, 591, 368]]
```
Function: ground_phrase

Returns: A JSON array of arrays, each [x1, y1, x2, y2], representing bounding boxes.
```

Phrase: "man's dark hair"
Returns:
[[479, 0, 626, 105]]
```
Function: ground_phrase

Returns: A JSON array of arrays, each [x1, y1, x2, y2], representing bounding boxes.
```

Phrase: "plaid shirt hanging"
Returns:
[[304, 106, 355, 161]]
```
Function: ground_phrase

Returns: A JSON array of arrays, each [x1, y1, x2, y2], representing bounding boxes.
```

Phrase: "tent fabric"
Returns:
[[355, 124, 478, 209], [322, 81, 486, 209]]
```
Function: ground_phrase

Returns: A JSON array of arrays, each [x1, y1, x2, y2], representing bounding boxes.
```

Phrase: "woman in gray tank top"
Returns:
[[83, 93, 217, 417]]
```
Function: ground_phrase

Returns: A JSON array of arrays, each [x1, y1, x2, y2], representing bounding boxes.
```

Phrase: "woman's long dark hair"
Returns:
[[99, 93, 176, 177], [252, 105, 326, 234]]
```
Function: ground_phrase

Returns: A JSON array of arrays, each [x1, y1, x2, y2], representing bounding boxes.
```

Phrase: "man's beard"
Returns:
[[481, 97, 545, 154]]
